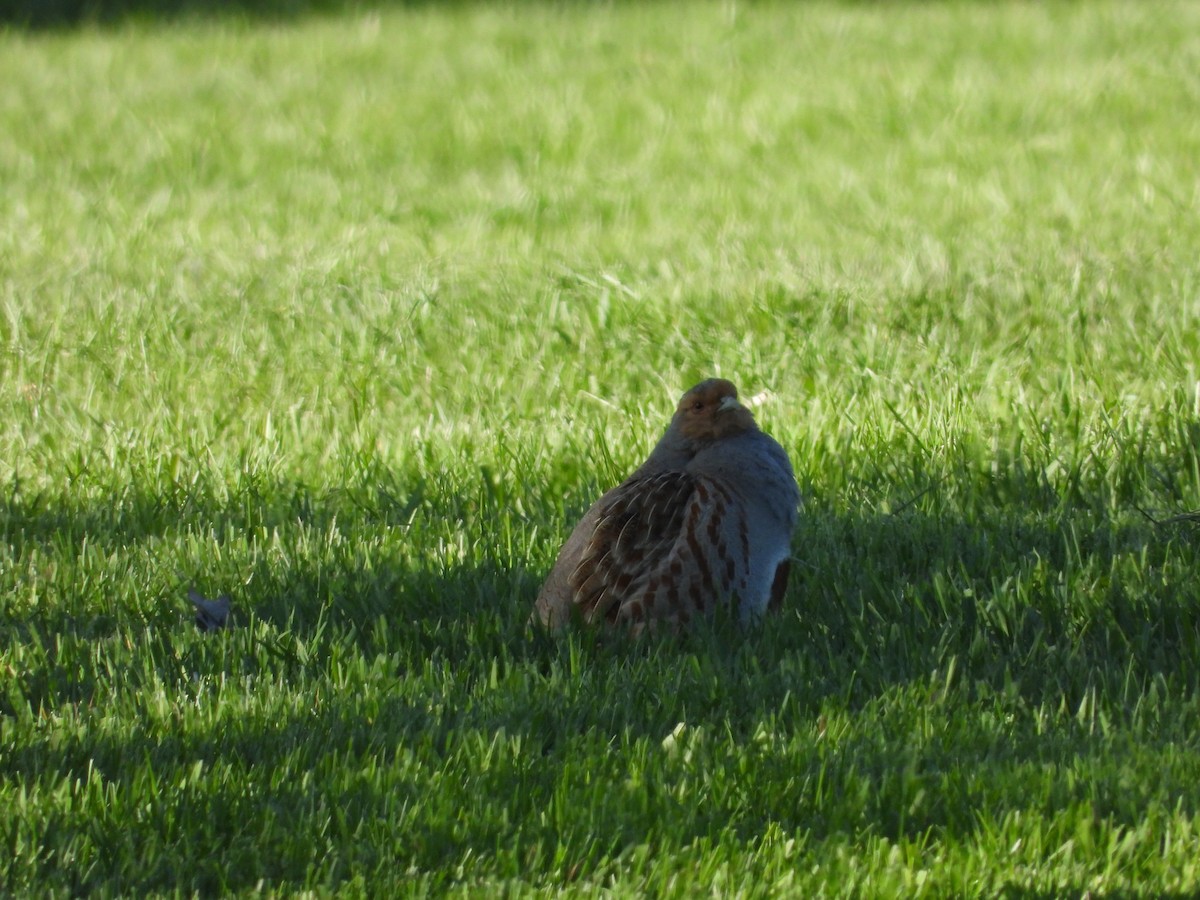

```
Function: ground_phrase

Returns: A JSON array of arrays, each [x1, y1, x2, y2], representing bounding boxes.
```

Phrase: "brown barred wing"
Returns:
[[566, 471, 696, 627], [567, 471, 750, 632]]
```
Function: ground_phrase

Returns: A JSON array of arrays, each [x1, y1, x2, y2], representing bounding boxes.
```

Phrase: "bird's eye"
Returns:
[[691, 400, 704, 411]]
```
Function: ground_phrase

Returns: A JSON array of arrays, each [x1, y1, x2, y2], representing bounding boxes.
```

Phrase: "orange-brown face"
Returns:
[[673, 378, 758, 443]]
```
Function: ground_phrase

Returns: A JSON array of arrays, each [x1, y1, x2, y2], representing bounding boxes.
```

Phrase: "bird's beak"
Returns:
[[718, 396, 744, 412]]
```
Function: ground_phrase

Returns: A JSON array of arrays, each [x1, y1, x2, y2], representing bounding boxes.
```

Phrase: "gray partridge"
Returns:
[[534, 378, 800, 634]]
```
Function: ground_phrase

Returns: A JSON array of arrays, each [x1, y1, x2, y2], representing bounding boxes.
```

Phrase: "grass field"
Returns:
[[3, 0, 1200, 894]]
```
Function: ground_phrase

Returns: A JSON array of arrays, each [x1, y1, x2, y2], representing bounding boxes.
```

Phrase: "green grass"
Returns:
[[3, 0, 1200, 894]]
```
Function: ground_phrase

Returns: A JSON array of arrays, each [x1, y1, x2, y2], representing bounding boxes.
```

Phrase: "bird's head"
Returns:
[[672, 378, 758, 445]]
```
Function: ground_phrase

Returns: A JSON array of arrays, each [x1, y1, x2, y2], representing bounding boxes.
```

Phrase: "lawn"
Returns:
[[2, 0, 1200, 894]]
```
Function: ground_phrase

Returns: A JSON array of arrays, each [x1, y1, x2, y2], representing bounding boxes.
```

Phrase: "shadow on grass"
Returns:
[[4, 469, 1200, 891], [4, 463, 1199, 720], [3, 0, 1033, 30], [521, 494, 1200, 729], [2, 0, 468, 30]]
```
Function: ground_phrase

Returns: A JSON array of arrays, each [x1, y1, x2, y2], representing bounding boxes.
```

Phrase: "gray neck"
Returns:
[[633, 429, 695, 476]]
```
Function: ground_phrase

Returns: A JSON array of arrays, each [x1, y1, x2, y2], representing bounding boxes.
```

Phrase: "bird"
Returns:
[[533, 378, 800, 634]]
